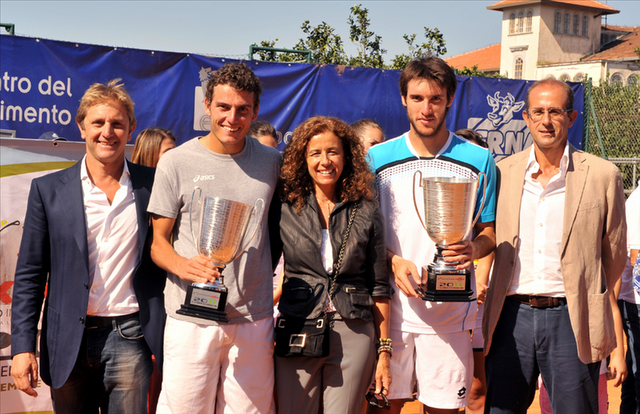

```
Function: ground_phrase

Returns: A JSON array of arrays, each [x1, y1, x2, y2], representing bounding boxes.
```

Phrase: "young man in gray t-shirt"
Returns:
[[148, 63, 281, 413]]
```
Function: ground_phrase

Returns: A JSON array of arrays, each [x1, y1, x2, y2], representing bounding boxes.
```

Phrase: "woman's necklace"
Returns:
[[323, 199, 334, 222], [318, 197, 336, 228]]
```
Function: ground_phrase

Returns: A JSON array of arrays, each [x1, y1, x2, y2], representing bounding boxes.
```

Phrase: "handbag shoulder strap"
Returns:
[[328, 202, 358, 300]]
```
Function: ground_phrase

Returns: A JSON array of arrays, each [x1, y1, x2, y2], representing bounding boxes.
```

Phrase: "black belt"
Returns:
[[508, 295, 566, 308], [84, 312, 139, 329]]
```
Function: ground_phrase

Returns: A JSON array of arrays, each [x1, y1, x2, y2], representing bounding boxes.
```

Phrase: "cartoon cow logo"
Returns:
[[487, 92, 525, 127]]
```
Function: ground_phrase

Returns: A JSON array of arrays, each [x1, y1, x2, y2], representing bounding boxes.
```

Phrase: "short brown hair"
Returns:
[[525, 78, 574, 111], [400, 57, 457, 105], [280, 116, 374, 212], [205, 62, 262, 108], [455, 129, 488, 149], [76, 79, 136, 129], [132, 127, 177, 168], [248, 121, 277, 140]]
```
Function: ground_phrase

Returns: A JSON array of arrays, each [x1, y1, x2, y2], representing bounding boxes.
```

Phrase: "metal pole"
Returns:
[[583, 78, 591, 151], [1, 23, 15, 35], [249, 46, 312, 63]]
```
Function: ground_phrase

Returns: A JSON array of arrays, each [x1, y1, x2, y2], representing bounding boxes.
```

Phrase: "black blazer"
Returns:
[[272, 196, 389, 321], [11, 160, 166, 388]]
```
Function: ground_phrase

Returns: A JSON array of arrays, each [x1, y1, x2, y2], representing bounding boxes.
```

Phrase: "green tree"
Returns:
[[389, 27, 447, 70], [254, 7, 448, 70], [456, 64, 506, 78], [347, 4, 386, 68], [585, 78, 640, 191], [294, 20, 347, 65], [251, 40, 278, 62], [251, 21, 346, 64]]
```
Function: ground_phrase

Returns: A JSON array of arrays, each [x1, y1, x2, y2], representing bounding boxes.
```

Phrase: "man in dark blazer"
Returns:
[[10, 79, 165, 413]]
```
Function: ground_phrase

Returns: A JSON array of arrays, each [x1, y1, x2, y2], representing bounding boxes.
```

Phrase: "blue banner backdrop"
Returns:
[[1, 35, 584, 157]]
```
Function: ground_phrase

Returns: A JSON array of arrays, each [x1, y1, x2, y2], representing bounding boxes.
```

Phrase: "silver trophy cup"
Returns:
[[176, 187, 264, 322], [413, 172, 486, 302]]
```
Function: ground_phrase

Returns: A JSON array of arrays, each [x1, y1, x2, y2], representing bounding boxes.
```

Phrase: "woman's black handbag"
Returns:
[[275, 315, 329, 357], [274, 203, 358, 358]]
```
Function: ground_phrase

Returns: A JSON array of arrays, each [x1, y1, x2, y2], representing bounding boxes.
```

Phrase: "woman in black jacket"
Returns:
[[272, 116, 391, 414]]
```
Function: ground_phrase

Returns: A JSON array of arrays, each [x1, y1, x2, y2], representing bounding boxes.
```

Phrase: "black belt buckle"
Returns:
[[84, 312, 139, 329]]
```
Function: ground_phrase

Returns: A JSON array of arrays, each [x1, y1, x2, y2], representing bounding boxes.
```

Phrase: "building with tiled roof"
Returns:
[[445, 44, 501, 75], [487, 0, 618, 14], [537, 27, 640, 84], [446, 0, 639, 85]]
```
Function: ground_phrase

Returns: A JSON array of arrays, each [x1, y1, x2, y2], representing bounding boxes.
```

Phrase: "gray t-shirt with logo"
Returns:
[[148, 136, 281, 325]]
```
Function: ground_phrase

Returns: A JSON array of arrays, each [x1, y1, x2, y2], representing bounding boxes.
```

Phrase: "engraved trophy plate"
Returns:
[[413, 171, 486, 302], [176, 187, 264, 321]]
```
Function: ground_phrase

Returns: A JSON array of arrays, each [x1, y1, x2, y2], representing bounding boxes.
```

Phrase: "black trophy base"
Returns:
[[419, 264, 476, 302], [176, 282, 229, 322]]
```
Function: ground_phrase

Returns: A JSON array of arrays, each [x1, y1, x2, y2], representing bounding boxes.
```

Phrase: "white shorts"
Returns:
[[157, 316, 275, 414], [387, 329, 473, 409]]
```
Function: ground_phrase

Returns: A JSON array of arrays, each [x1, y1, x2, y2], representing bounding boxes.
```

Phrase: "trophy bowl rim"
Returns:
[[424, 176, 477, 184]]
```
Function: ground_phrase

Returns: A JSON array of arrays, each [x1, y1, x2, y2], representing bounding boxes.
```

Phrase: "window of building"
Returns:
[[509, 12, 516, 34], [554, 12, 561, 33], [628, 74, 639, 87], [610, 73, 623, 85], [573, 14, 579, 36], [582, 15, 588, 37], [515, 57, 523, 79], [545, 74, 556, 80], [573, 73, 585, 82], [517, 10, 524, 33], [560, 74, 571, 82], [526, 11, 533, 32], [564, 13, 570, 34]]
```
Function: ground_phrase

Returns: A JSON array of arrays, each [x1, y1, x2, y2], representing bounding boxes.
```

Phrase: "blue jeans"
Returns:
[[485, 297, 600, 414], [50, 317, 153, 414], [619, 299, 640, 414]]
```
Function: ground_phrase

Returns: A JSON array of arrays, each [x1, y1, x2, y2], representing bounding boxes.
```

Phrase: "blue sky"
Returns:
[[1, 1, 638, 62]]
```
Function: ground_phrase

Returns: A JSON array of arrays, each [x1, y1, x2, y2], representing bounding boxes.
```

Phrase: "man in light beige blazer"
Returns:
[[482, 79, 627, 414]]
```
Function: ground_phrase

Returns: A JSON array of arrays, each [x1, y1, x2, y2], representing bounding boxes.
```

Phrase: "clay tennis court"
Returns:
[[399, 377, 622, 413]]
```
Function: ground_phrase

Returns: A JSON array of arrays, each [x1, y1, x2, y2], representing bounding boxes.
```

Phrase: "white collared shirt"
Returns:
[[508, 143, 569, 297], [81, 157, 140, 316]]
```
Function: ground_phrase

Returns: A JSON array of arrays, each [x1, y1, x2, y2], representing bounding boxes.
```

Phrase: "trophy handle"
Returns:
[[470, 172, 488, 229], [190, 186, 202, 252], [412, 170, 428, 232], [231, 198, 265, 262]]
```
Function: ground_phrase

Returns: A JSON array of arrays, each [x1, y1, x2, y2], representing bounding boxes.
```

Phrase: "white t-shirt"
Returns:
[[619, 182, 640, 303], [148, 136, 281, 325]]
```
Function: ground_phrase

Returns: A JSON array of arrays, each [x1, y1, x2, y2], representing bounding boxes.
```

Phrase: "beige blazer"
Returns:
[[482, 144, 627, 363]]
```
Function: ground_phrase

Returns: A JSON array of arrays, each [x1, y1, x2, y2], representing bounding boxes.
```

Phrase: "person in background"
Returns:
[[247, 120, 284, 310], [452, 129, 492, 414], [132, 127, 176, 167], [483, 79, 627, 414], [455, 128, 486, 149], [10, 79, 165, 413], [130, 126, 176, 414], [248, 120, 279, 149], [351, 118, 385, 152], [618, 181, 640, 414], [271, 116, 391, 414]]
